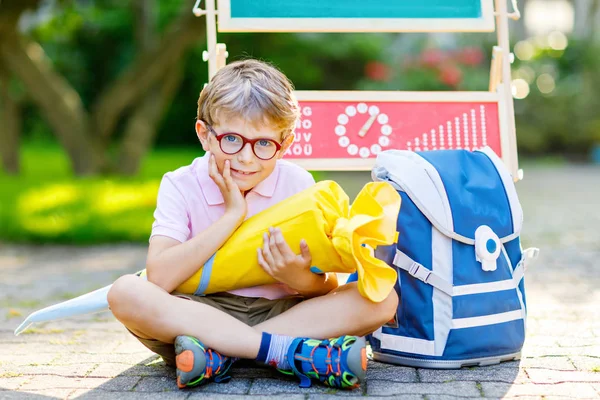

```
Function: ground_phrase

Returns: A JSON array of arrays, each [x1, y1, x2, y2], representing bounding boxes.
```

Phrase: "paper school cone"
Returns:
[[174, 180, 401, 302], [14, 284, 112, 336]]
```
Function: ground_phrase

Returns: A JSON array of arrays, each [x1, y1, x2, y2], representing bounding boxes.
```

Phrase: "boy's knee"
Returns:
[[107, 274, 143, 318], [380, 289, 399, 321]]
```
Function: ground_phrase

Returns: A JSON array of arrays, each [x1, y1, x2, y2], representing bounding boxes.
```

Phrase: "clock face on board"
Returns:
[[334, 103, 393, 159]]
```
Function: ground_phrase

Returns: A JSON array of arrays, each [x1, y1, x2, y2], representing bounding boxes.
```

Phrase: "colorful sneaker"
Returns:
[[174, 335, 233, 389], [286, 335, 367, 389]]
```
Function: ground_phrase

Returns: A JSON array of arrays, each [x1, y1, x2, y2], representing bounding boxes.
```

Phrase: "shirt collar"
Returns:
[[196, 153, 280, 206]]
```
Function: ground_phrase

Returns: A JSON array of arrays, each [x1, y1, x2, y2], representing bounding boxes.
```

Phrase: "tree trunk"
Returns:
[[116, 64, 184, 175], [0, 65, 21, 174], [0, 33, 98, 175], [0, 0, 205, 176], [92, 0, 205, 143]]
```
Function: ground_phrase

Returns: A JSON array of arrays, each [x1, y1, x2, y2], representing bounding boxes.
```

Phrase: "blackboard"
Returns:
[[217, 0, 495, 32]]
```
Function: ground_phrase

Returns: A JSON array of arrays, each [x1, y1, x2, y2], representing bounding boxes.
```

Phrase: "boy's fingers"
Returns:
[[299, 239, 312, 262], [268, 229, 284, 266], [262, 232, 276, 266], [257, 249, 272, 275], [273, 228, 294, 260], [208, 155, 225, 188], [222, 160, 234, 189]]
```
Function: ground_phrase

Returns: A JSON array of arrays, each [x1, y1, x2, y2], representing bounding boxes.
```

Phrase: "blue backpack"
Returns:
[[362, 147, 538, 368]]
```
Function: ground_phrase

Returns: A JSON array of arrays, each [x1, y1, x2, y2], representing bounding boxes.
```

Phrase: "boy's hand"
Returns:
[[209, 154, 246, 223], [257, 227, 314, 290]]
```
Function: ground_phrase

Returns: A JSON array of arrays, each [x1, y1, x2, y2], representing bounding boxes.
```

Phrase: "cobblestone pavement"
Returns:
[[0, 165, 599, 399]]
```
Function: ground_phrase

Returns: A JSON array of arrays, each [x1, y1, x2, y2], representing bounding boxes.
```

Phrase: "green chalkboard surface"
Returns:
[[230, 0, 482, 19], [217, 0, 495, 32]]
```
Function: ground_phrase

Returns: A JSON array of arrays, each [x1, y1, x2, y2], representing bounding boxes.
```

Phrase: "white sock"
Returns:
[[265, 334, 294, 370]]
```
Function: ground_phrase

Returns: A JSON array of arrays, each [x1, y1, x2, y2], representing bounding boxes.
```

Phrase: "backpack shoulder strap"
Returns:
[[393, 250, 453, 296]]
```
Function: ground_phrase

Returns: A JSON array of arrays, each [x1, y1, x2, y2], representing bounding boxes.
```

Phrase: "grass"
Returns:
[[1, 142, 325, 244], [0, 143, 205, 243]]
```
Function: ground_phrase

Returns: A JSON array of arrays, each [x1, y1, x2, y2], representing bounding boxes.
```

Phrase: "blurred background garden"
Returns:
[[1, 0, 599, 244]]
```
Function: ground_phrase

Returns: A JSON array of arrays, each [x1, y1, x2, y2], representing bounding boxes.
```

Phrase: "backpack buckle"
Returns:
[[409, 262, 432, 283]]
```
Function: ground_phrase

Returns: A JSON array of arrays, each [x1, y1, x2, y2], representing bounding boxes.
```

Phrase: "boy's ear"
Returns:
[[278, 132, 294, 159], [196, 120, 210, 152]]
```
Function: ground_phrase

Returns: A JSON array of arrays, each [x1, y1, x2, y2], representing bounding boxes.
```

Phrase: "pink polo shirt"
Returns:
[[150, 152, 316, 300]]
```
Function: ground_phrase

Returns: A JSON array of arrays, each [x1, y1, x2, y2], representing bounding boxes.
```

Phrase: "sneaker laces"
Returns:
[[309, 339, 342, 377]]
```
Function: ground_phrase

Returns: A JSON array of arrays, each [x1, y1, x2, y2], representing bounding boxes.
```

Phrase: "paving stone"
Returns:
[[521, 343, 600, 358], [0, 353, 58, 367], [366, 365, 417, 382], [426, 397, 497, 400], [518, 356, 576, 370], [89, 362, 174, 378], [70, 389, 189, 399], [481, 382, 599, 398], [571, 357, 600, 372], [249, 378, 363, 396], [310, 396, 423, 400], [0, 392, 51, 400], [133, 376, 180, 392], [187, 378, 252, 395], [1, 363, 99, 378], [367, 381, 481, 397], [14, 389, 76, 398], [112, 341, 156, 355], [417, 366, 529, 384], [19, 375, 139, 391], [0, 376, 31, 391], [189, 396, 303, 400], [52, 352, 157, 365], [525, 368, 600, 384], [557, 337, 600, 348]]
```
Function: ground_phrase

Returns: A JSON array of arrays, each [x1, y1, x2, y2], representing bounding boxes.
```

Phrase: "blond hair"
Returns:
[[197, 59, 300, 138]]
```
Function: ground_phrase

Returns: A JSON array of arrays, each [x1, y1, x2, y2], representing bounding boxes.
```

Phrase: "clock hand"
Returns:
[[358, 112, 379, 138]]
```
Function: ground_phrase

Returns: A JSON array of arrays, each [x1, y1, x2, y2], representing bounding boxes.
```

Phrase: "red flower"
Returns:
[[365, 61, 391, 81], [457, 47, 485, 66], [439, 64, 463, 87], [420, 49, 446, 68]]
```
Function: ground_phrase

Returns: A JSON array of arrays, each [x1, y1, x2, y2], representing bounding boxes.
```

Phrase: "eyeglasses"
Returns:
[[204, 122, 283, 160]]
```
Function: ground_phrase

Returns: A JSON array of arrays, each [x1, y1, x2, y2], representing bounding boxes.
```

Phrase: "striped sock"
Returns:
[[256, 332, 294, 370]]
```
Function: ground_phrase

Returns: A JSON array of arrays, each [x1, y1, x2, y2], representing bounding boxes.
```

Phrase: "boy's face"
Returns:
[[196, 117, 293, 193]]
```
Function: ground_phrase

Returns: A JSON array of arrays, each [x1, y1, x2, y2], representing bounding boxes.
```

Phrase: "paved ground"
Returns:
[[0, 165, 599, 399]]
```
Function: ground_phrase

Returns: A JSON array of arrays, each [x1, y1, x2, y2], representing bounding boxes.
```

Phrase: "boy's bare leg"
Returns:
[[108, 274, 261, 359], [254, 281, 398, 339], [109, 276, 396, 359]]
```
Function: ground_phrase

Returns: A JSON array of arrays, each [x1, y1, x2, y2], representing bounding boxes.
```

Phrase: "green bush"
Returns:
[[512, 37, 600, 157]]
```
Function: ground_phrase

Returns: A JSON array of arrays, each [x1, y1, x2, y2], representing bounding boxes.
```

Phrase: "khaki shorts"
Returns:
[[129, 291, 303, 366]]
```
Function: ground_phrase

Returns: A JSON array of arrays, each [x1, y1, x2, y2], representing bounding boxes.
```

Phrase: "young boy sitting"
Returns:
[[107, 59, 398, 390]]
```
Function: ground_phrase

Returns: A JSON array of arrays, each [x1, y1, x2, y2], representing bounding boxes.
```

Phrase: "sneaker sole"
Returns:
[[175, 336, 207, 388], [345, 336, 367, 384]]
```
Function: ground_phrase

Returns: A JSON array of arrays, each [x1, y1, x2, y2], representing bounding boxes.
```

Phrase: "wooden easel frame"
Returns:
[[192, 0, 522, 180]]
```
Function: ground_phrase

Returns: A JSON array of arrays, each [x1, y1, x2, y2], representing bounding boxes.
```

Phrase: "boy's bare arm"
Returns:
[[293, 272, 339, 298], [146, 212, 242, 293], [148, 156, 247, 293]]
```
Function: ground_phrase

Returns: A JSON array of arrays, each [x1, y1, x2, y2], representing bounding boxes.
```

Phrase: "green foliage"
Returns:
[[512, 37, 600, 156], [0, 143, 198, 244], [13, 1, 600, 159]]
